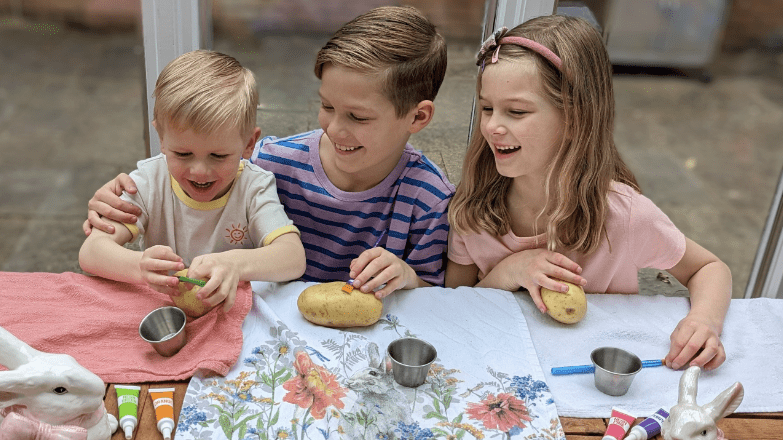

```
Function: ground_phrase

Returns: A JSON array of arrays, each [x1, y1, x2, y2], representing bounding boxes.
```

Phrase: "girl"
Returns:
[[445, 15, 732, 371]]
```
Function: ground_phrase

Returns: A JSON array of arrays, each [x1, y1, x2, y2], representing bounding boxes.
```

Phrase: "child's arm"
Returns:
[[79, 218, 184, 294], [472, 249, 585, 313], [185, 232, 306, 312], [444, 259, 480, 288], [664, 237, 732, 371], [82, 173, 142, 236]]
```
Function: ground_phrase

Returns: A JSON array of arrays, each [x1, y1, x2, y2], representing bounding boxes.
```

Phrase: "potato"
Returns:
[[297, 281, 384, 328], [540, 281, 587, 324], [172, 269, 214, 318]]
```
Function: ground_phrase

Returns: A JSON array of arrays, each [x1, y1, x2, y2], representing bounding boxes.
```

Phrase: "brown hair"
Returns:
[[314, 6, 447, 118], [153, 50, 258, 137], [449, 15, 639, 254]]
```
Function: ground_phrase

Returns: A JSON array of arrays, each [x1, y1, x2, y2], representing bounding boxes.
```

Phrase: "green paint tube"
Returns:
[[115, 385, 141, 439]]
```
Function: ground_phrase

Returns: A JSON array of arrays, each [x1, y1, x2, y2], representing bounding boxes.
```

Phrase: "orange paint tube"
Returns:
[[148, 387, 176, 440]]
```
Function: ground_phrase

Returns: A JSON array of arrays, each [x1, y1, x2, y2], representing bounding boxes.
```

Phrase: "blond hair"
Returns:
[[314, 6, 447, 118], [449, 15, 639, 255], [153, 50, 258, 137]]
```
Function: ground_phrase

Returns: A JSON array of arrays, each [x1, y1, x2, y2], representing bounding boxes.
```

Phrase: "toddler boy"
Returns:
[[79, 50, 305, 312]]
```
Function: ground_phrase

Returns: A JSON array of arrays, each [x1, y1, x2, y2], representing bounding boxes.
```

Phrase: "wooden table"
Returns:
[[104, 381, 783, 440]]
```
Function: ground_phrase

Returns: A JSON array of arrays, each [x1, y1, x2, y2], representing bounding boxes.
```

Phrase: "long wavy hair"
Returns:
[[449, 15, 639, 254]]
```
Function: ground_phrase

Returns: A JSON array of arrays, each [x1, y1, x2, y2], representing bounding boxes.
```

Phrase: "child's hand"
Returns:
[[83, 173, 141, 236], [498, 249, 586, 313], [186, 253, 242, 312], [139, 245, 185, 295], [665, 313, 725, 371], [349, 248, 418, 299]]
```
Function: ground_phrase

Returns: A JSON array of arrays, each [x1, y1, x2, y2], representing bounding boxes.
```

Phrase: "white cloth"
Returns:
[[176, 282, 565, 440], [515, 293, 783, 417]]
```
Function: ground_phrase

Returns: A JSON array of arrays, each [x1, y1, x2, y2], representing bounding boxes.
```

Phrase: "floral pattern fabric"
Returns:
[[177, 282, 564, 440]]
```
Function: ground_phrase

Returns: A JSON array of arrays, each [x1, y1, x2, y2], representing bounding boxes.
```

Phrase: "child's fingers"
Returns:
[[222, 287, 237, 313], [350, 248, 386, 288], [86, 211, 117, 235], [545, 265, 586, 288], [700, 342, 726, 371], [527, 286, 547, 313], [547, 252, 582, 274]]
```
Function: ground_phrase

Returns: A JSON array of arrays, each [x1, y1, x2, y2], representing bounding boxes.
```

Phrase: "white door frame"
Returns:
[[140, 0, 212, 156], [746, 169, 783, 298]]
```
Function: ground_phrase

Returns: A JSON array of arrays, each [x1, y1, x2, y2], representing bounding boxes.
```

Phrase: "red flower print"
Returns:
[[466, 392, 533, 432], [283, 350, 346, 419]]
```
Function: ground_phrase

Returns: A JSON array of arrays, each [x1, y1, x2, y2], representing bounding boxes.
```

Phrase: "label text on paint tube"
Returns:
[[152, 398, 174, 408], [118, 395, 138, 406]]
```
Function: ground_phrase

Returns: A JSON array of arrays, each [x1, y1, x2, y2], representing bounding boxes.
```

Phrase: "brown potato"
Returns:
[[172, 269, 214, 318], [540, 281, 587, 324], [297, 281, 384, 327]]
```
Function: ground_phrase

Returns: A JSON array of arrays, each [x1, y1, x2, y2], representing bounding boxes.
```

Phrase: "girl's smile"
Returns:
[[479, 58, 563, 182]]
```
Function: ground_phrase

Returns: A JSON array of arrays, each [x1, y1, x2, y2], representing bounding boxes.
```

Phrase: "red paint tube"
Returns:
[[602, 407, 635, 440]]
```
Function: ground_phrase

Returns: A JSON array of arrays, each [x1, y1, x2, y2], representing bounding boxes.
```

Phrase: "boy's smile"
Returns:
[[156, 122, 257, 203], [317, 64, 426, 192]]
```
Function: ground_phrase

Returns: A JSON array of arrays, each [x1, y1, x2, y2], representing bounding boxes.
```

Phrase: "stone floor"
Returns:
[[1, 16, 782, 299]]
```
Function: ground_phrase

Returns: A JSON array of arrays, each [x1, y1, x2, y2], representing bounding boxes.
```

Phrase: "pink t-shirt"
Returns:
[[448, 182, 686, 293]]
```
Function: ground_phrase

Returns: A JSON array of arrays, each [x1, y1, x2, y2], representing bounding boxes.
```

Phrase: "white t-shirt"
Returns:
[[121, 154, 298, 266]]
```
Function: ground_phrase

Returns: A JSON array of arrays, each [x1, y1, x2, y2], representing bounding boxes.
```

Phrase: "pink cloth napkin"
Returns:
[[0, 271, 252, 383]]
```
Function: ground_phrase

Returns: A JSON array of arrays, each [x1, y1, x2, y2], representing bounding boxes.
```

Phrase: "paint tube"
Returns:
[[602, 407, 635, 440], [624, 407, 670, 440], [115, 385, 140, 439], [149, 387, 176, 440]]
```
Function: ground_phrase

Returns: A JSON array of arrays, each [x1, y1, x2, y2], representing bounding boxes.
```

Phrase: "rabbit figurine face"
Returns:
[[340, 342, 412, 440], [0, 326, 118, 440], [660, 366, 743, 440]]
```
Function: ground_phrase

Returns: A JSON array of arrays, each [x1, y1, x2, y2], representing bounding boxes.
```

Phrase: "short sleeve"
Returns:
[[448, 228, 475, 265], [245, 169, 296, 247], [629, 192, 686, 270]]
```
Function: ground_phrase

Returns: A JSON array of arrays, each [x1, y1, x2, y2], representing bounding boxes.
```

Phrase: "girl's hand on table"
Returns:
[[489, 249, 586, 313], [140, 245, 184, 296], [187, 253, 241, 312], [665, 313, 726, 371], [349, 247, 418, 299]]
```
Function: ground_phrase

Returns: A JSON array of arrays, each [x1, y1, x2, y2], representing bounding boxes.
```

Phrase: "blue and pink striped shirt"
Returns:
[[251, 129, 455, 286]]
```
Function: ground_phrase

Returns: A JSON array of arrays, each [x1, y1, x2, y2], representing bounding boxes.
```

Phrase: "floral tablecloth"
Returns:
[[176, 282, 564, 440]]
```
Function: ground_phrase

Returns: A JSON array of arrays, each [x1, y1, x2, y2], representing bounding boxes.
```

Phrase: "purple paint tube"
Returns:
[[624, 408, 669, 440]]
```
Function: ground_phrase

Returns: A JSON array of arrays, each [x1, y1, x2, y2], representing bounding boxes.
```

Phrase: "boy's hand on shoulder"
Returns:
[[140, 245, 185, 296], [188, 253, 241, 313], [84, 173, 142, 236], [349, 248, 419, 299], [496, 249, 586, 313], [665, 313, 725, 371]]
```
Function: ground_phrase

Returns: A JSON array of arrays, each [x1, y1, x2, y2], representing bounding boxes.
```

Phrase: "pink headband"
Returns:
[[477, 27, 562, 71]]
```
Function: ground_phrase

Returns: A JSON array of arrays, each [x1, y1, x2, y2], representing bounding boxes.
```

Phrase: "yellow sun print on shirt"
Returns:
[[225, 223, 249, 245]]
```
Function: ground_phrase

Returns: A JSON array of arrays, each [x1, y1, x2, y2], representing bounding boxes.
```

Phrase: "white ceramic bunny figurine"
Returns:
[[0, 326, 118, 440], [660, 366, 743, 440]]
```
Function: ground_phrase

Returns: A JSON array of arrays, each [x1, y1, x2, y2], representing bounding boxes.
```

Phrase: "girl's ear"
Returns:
[[408, 100, 435, 134], [242, 127, 262, 159]]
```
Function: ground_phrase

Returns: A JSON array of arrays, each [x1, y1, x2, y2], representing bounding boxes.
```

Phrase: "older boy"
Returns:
[[79, 50, 305, 312], [84, 6, 454, 299]]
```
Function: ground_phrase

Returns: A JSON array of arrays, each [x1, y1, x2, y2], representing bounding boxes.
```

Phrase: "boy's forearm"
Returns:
[[79, 236, 143, 284], [685, 260, 732, 332], [225, 235, 306, 282]]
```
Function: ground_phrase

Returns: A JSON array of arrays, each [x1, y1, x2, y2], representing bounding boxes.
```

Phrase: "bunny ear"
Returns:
[[704, 382, 744, 422], [367, 343, 381, 369], [678, 366, 701, 405], [0, 326, 41, 369]]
